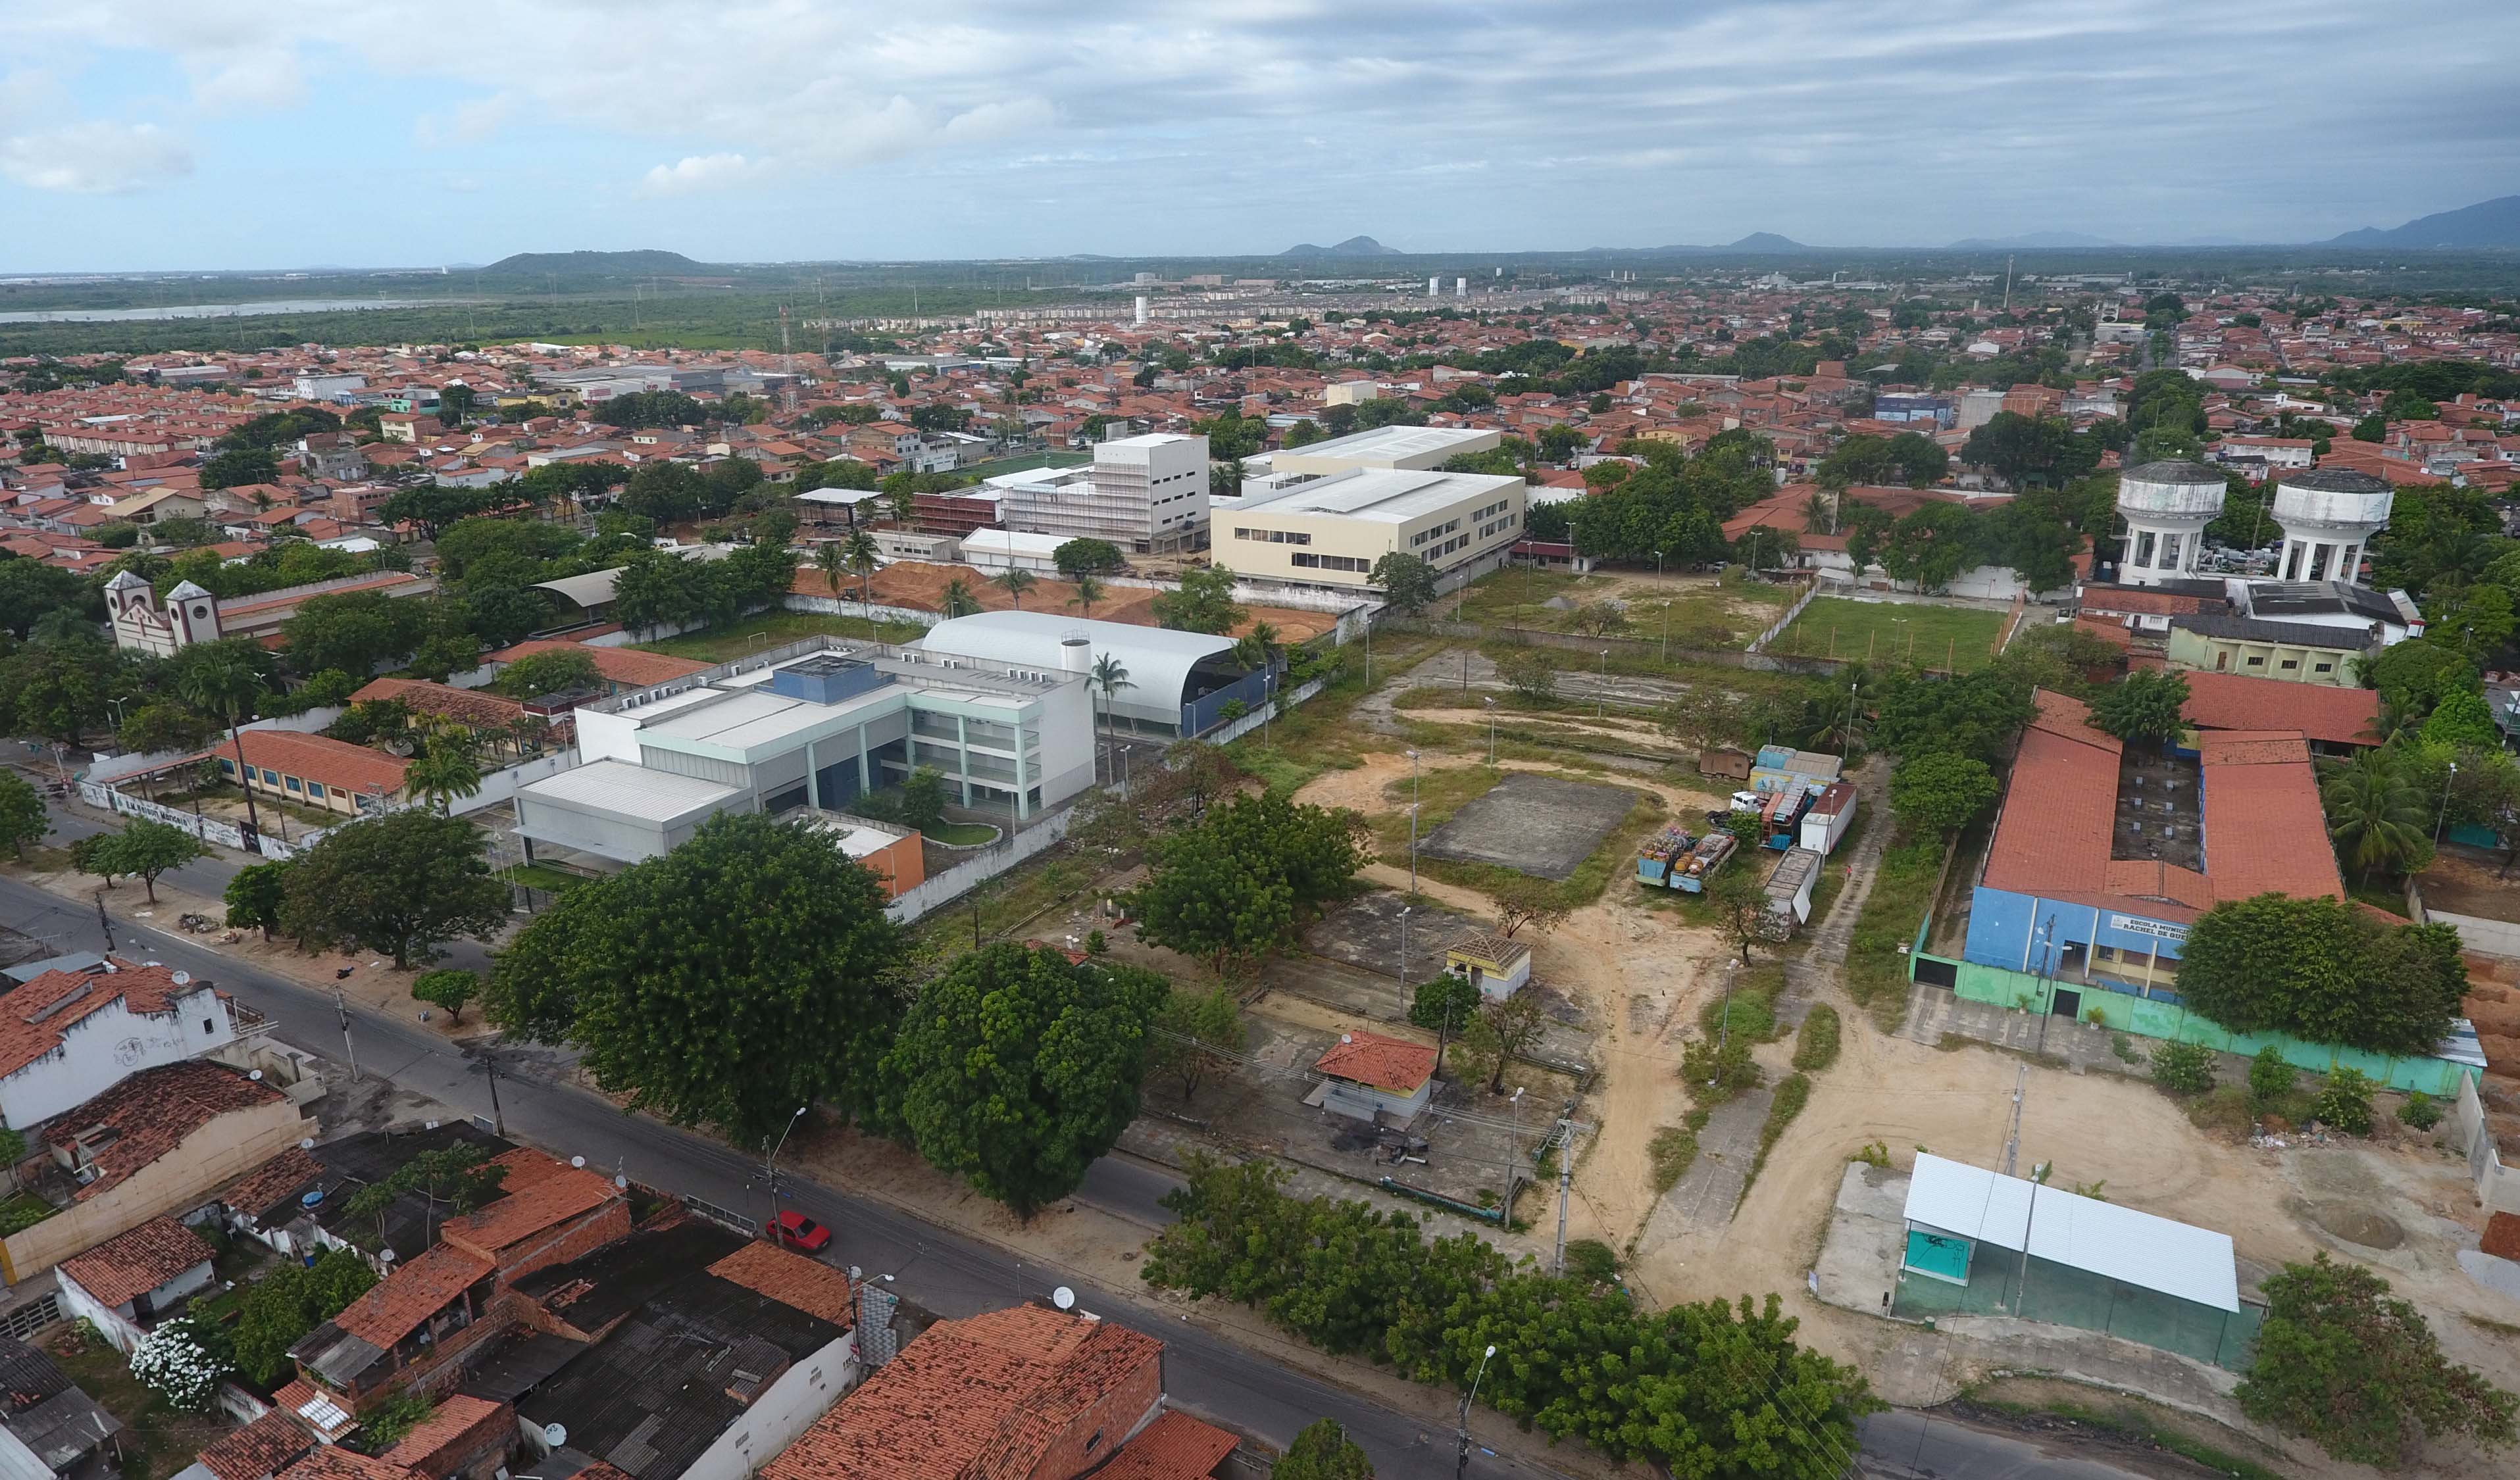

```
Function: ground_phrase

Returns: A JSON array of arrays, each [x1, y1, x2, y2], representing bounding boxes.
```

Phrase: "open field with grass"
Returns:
[[1451, 568, 1791, 650], [1771, 596, 2004, 672], [952, 450, 1090, 481], [634, 610, 927, 664]]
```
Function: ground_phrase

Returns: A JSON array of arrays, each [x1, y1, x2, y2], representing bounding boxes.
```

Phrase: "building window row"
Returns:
[[1232, 527, 1311, 545], [1410, 518, 1463, 548], [1291, 553, 1370, 572]]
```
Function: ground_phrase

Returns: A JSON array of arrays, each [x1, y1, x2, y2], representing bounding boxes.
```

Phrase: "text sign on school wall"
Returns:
[[2110, 914, 2187, 943]]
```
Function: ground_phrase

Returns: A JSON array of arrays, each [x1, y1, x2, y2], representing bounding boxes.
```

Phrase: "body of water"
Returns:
[[0, 297, 473, 324]]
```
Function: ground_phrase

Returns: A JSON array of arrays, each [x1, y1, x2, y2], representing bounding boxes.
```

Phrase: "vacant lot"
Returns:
[[1773, 596, 2005, 672], [1419, 772, 1643, 881], [1451, 568, 1790, 649]]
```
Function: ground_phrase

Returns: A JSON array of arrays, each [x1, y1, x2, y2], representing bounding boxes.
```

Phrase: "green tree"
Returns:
[[405, 733, 486, 814], [281, 590, 430, 677], [994, 566, 1037, 610], [487, 812, 905, 1143], [1705, 868, 1770, 967], [1494, 647, 1556, 703], [942, 578, 981, 618], [491, 649, 603, 700], [1130, 791, 1363, 975], [278, 810, 509, 969], [2321, 749, 2432, 883], [2248, 1044, 2296, 1108], [2421, 685, 2500, 749], [110, 819, 207, 904], [2237, 1254, 2516, 1469], [1369, 551, 1440, 614], [1089, 654, 1132, 751], [880, 943, 1166, 1218], [223, 860, 293, 941], [1888, 752, 1998, 838], [1274, 1419, 1374, 1479], [1067, 572, 1104, 618], [2314, 1066, 2375, 1135], [1409, 975, 1483, 1076], [1151, 564, 1246, 635], [200, 446, 279, 491], [2176, 893, 2467, 1056], [413, 968, 478, 1024], [2087, 668, 2190, 745], [1870, 667, 2036, 764], [1147, 986, 1244, 1102], [231, 1248, 374, 1386], [116, 701, 214, 757], [0, 772, 49, 861], [2149, 1040, 2215, 1093], [1052, 538, 1125, 579]]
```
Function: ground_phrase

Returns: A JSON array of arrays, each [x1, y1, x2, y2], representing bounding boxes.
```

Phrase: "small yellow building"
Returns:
[[1445, 931, 1532, 1000], [2165, 615, 2367, 687]]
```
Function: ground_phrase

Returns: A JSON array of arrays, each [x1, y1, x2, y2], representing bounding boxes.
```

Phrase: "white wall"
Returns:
[[0, 984, 238, 1131], [886, 807, 1075, 924], [675, 1333, 858, 1480], [574, 709, 643, 764], [448, 749, 580, 816]]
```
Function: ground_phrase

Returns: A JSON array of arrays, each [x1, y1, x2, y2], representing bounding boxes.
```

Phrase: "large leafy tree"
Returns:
[[0, 557, 95, 639], [1130, 791, 1364, 975], [109, 820, 207, 904], [1147, 987, 1244, 1103], [280, 591, 430, 677], [2177, 893, 2467, 1056], [278, 810, 508, 969], [1888, 752, 1998, 838], [0, 772, 50, 861], [2087, 669, 2190, 745], [223, 860, 293, 940], [880, 943, 1167, 1218], [2237, 1254, 2515, 1469], [1369, 551, 1439, 614], [1151, 563, 1246, 635], [488, 812, 906, 1144], [1869, 667, 2036, 764], [2321, 749, 2432, 883], [1274, 1421, 1375, 1479], [232, 1248, 374, 1386]]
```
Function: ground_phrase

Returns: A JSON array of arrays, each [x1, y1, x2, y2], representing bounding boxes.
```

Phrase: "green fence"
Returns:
[[1940, 958, 2477, 1097], [1894, 1250, 2263, 1370]]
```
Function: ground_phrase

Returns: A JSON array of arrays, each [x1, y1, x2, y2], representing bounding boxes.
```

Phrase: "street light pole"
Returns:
[[1398, 906, 1412, 993], [334, 989, 360, 1080], [1406, 749, 1421, 896], [1456, 1343, 1498, 1479], [2436, 760, 2459, 845], [1483, 697, 1497, 764], [1597, 649, 1608, 718], [763, 1104, 809, 1233]]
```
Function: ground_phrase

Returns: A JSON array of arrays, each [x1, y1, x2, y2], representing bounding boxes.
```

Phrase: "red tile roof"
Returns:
[[380, 1393, 511, 1475], [51, 1060, 286, 1200], [274, 1445, 422, 1480], [196, 1410, 315, 1480], [218, 1146, 326, 1223], [1313, 1031, 1437, 1094], [0, 957, 214, 1079], [2196, 731, 2343, 902], [440, 1149, 619, 1256], [227, 728, 410, 798], [331, 1244, 495, 1348], [762, 1305, 1163, 1480], [59, 1216, 214, 1307], [1090, 1412, 1238, 1480], [707, 1241, 857, 1327], [348, 678, 530, 732], [2179, 671, 2383, 747]]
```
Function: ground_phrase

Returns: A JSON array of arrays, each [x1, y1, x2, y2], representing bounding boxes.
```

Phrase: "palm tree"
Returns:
[[405, 733, 485, 815], [942, 578, 981, 618], [1068, 573, 1104, 617], [995, 567, 1037, 610], [815, 541, 846, 606], [1802, 489, 1835, 536], [2322, 749, 2430, 885], [172, 641, 268, 841], [1232, 620, 1282, 674], [844, 529, 881, 621], [1090, 653, 1132, 782]]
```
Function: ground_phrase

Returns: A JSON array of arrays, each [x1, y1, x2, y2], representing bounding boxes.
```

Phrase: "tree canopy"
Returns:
[[1129, 791, 1365, 975], [1888, 752, 1998, 837], [487, 812, 906, 1145], [880, 943, 1167, 1218], [1151, 564, 1246, 635], [278, 810, 509, 969], [2087, 669, 2190, 745], [2177, 893, 2467, 1056]]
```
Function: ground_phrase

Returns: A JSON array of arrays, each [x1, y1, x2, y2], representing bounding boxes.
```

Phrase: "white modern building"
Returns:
[[1216, 467, 1526, 593], [915, 610, 1269, 739], [2113, 459, 2227, 587], [515, 637, 1097, 866], [1238, 425, 1501, 495], [1001, 433, 1209, 554], [957, 528, 1069, 575], [2272, 468, 2393, 585]]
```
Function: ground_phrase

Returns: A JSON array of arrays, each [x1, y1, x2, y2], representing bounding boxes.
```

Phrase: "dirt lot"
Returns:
[[1419, 772, 1641, 881], [798, 560, 1342, 641]]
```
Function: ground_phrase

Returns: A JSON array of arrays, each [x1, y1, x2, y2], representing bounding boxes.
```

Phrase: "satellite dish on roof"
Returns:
[[615, 1175, 627, 1189], [1051, 1287, 1076, 1311], [542, 1423, 568, 1448], [384, 737, 415, 757], [570, 1156, 586, 1169], [249, 1070, 264, 1081], [301, 1139, 316, 1150], [380, 1248, 397, 1262]]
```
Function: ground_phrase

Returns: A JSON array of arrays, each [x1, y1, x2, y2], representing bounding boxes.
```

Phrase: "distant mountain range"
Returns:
[[1280, 235, 1401, 258], [478, 249, 707, 277], [2328, 194, 2520, 247]]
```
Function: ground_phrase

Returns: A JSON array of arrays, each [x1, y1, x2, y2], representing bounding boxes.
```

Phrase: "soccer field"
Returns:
[[1772, 597, 2007, 672]]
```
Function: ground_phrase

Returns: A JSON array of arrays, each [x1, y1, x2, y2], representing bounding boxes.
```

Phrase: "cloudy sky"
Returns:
[[2, 1, 2514, 271]]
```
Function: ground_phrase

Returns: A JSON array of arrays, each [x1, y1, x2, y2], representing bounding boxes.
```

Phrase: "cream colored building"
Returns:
[[1242, 424, 1499, 494], [2165, 615, 2367, 687], [1219, 466, 1525, 592]]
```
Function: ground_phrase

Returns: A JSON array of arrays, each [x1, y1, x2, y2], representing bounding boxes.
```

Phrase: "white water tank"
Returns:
[[1059, 634, 1092, 676], [2271, 468, 2392, 585], [2113, 459, 2226, 586]]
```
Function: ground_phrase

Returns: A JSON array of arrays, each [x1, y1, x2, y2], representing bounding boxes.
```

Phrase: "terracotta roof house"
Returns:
[[214, 728, 411, 815], [2178, 670, 2384, 752], [194, 1408, 315, 1480], [482, 639, 711, 693], [0, 955, 241, 1128], [1309, 1031, 1438, 1124], [763, 1304, 1167, 1480], [56, 1216, 217, 1351]]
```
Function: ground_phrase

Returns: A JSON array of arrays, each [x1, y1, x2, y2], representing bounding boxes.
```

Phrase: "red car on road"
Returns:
[[769, 1210, 832, 1253]]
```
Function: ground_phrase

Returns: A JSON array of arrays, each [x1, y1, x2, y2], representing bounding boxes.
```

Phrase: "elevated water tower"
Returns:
[[2113, 460, 2226, 586], [2272, 468, 2393, 585]]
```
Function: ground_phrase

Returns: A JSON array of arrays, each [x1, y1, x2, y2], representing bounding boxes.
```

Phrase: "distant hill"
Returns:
[[1725, 232, 1806, 251], [1947, 231, 2122, 249], [478, 249, 708, 278], [2329, 195, 2520, 248], [1281, 235, 1401, 258]]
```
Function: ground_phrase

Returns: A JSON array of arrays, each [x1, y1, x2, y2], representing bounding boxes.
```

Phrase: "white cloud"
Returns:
[[0, 121, 193, 193], [941, 96, 1054, 145], [185, 47, 304, 112], [635, 151, 763, 196], [416, 94, 513, 147]]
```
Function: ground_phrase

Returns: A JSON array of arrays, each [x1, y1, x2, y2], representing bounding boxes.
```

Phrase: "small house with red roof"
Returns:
[[1309, 1030, 1438, 1123], [56, 1216, 216, 1351]]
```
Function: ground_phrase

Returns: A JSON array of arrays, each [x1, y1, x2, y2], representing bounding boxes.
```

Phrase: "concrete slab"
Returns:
[[1817, 1162, 1910, 1318], [1419, 772, 1639, 881], [1303, 891, 1481, 978]]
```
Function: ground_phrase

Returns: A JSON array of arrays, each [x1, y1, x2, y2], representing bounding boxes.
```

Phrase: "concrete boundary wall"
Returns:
[[884, 807, 1074, 925], [2453, 1075, 2520, 1214]]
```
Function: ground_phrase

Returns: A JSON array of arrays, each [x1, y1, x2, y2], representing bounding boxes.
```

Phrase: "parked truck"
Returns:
[[1636, 824, 1698, 888]]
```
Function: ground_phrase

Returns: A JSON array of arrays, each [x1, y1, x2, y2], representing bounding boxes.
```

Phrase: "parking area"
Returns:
[[1419, 772, 1640, 881]]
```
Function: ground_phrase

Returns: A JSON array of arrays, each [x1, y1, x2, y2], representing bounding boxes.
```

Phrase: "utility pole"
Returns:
[[762, 1104, 809, 1234], [472, 1049, 507, 1137], [1553, 1116, 1575, 1276], [1456, 1344, 1498, 1479], [334, 989, 359, 1079]]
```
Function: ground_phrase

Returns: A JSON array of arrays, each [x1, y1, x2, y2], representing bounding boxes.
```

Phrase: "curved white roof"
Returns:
[[916, 610, 1238, 722]]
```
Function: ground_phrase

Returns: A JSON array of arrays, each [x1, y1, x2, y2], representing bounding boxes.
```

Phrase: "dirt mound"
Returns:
[[2310, 1202, 2407, 1250]]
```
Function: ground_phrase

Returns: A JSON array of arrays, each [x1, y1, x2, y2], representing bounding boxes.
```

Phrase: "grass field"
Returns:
[[1772, 597, 2005, 672], [953, 450, 1089, 481], [1451, 568, 1790, 650], [635, 610, 928, 664]]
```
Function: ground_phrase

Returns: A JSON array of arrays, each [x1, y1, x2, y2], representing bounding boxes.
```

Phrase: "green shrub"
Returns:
[[2398, 1090, 2442, 1132], [1746, 1073, 1812, 1189], [2150, 1040, 2215, 1094], [1849, 1141, 1890, 1169], [1563, 1237, 1621, 1285], [1682, 1034, 1761, 1103], [2110, 1031, 2142, 1064], [1792, 1004, 1842, 1072], [1649, 1126, 1700, 1193], [2314, 1068, 2375, 1135], [2248, 1045, 2297, 1108], [1700, 985, 1777, 1043]]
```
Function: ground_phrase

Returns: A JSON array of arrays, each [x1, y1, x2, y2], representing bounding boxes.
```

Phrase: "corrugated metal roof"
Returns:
[[520, 758, 739, 822], [1903, 1154, 2239, 1312], [916, 610, 1231, 719]]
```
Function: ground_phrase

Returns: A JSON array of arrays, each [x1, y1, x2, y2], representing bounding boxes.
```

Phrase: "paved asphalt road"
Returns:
[[0, 829, 2144, 1479]]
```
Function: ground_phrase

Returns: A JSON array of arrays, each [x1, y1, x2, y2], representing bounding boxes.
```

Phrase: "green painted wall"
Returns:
[[1943, 958, 2477, 1096]]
